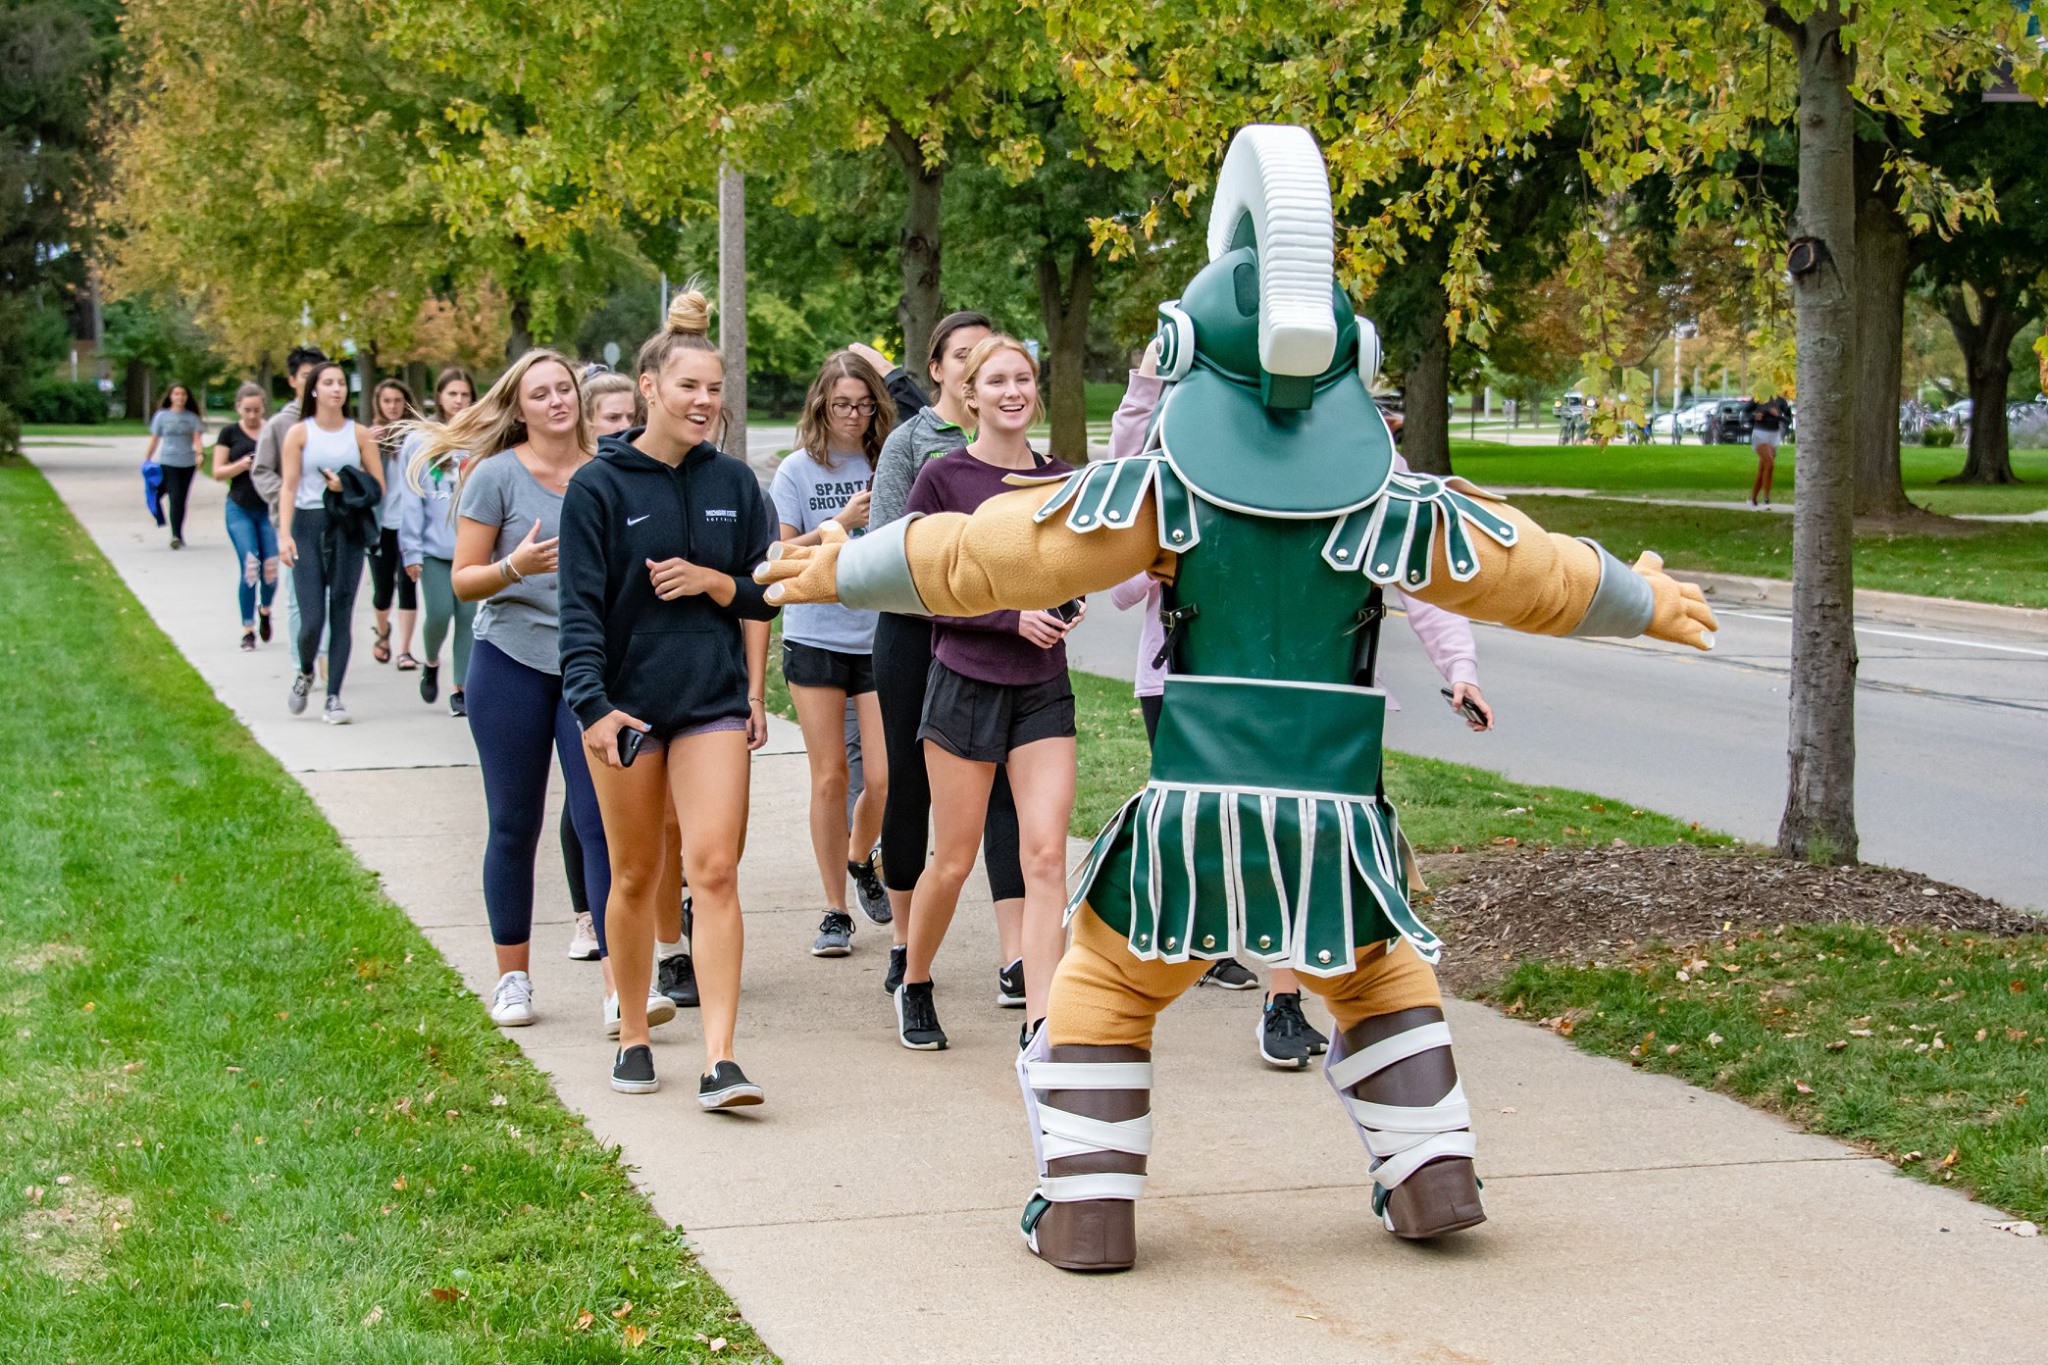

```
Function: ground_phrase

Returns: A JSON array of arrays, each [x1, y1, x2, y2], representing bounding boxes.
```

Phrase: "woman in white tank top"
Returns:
[[278, 362, 383, 723]]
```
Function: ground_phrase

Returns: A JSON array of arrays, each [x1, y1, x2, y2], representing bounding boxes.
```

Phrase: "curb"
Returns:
[[1685, 570, 2048, 639]]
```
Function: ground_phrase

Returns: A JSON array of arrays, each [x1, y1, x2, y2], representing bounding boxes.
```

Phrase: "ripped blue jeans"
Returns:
[[224, 499, 280, 627]]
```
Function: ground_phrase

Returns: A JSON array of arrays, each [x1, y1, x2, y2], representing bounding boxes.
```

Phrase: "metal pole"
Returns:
[[719, 164, 748, 462]]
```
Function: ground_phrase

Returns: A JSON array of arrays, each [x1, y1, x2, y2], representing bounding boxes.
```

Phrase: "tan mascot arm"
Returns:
[[755, 484, 1175, 615]]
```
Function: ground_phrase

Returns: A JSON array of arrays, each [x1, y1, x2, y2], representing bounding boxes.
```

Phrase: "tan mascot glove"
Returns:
[[755, 520, 849, 606], [1632, 551, 1719, 651]]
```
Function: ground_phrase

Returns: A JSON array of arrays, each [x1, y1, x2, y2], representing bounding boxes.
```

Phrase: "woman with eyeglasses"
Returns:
[[769, 352, 897, 960]]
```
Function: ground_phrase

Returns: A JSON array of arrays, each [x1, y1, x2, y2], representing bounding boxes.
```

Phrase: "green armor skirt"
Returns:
[[1068, 676, 1442, 979]]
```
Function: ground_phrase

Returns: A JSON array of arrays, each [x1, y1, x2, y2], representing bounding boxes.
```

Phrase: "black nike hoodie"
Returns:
[[559, 430, 778, 735]]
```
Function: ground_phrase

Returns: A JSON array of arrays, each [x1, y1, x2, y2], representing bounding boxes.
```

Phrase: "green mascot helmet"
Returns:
[[1151, 125, 1396, 517]]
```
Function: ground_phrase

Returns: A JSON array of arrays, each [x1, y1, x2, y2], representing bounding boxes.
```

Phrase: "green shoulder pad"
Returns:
[[1033, 455, 1179, 544], [1322, 472, 1520, 586]]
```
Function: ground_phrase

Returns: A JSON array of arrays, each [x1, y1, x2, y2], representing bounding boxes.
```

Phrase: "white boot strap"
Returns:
[[1325, 1021, 1454, 1092], [1040, 1105, 1153, 1160], [1039, 1172, 1148, 1203], [1342, 1083, 1471, 1136], [1371, 1131, 1478, 1191], [1027, 1060, 1154, 1091]]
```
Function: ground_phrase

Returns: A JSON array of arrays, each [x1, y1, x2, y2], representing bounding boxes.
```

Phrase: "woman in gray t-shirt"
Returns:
[[146, 384, 207, 548]]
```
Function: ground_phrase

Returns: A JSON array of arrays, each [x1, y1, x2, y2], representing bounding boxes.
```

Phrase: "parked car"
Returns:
[[1649, 400, 1719, 438], [1702, 398, 1754, 445]]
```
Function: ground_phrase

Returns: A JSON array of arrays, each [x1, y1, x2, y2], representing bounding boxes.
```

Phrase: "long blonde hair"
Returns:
[[403, 348, 590, 494], [793, 350, 894, 466]]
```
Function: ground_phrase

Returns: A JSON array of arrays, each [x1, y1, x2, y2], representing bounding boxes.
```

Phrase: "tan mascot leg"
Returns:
[[1300, 941, 1486, 1237], [1018, 907, 1207, 1271]]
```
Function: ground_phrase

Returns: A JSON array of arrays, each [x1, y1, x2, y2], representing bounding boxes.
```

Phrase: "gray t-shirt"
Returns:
[[869, 406, 969, 530], [458, 451, 567, 675], [150, 409, 206, 468], [769, 449, 878, 653]]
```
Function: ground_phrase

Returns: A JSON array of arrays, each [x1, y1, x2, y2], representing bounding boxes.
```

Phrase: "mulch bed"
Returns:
[[1416, 843, 2045, 994]]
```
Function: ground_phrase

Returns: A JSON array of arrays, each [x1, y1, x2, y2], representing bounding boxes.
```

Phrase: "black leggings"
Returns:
[[872, 611, 1023, 899], [160, 465, 196, 541], [289, 508, 366, 696], [368, 527, 418, 613]]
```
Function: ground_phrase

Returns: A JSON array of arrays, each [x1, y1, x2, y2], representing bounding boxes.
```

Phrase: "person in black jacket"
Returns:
[[559, 286, 780, 1106]]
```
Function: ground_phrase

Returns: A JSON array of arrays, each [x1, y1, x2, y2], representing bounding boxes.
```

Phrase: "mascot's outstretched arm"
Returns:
[[753, 483, 1716, 652]]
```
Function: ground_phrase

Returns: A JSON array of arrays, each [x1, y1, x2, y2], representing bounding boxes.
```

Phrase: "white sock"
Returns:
[[657, 940, 683, 962]]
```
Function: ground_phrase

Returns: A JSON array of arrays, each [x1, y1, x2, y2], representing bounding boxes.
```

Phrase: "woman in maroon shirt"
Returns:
[[892, 336, 1078, 1053]]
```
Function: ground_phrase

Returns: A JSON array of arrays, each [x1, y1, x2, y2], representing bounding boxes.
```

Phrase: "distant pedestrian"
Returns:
[[277, 361, 383, 723], [582, 367, 643, 437], [145, 383, 207, 549], [367, 379, 423, 670], [1748, 394, 1791, 507], [394, 368, 477, 714], [252, 346, 329, 672], [770, 351, 896, 960], [209, 382, 276, 650]]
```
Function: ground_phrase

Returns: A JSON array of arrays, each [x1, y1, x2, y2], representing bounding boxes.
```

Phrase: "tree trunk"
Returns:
[[1851, 140, 1914, 518], [1402, 269, 1453, 475], [1941, 286, 2024, 485], [1776, 6, 1860, 867], [719, 163, 749, 462], [356, 342, 380, 425], [123, 357, 150, 421], [886, 123, 945, 382], [506, 295, 533, 365], [1036, 241, 1097, 463]]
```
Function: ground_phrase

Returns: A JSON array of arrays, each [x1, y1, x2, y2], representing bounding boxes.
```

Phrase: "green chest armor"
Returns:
[[1034, 445, 1518, 977]]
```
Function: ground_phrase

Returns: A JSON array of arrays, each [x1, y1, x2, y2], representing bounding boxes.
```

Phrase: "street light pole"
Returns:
[[719, 164, 748, 463]]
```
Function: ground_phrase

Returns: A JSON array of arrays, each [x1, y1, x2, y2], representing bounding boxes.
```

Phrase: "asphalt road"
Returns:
[[1067, 586, 2048, 913]]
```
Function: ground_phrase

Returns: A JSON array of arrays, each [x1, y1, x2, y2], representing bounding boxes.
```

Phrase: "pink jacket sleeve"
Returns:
[[1107, 370, 1169, 695], [1390, 452, 1480, 687]]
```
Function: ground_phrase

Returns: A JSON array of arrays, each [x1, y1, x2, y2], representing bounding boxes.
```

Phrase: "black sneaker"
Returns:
[[699, 1060, 764, 1110], [240, 630, 257, 652], [1019, 1016, 1043, 1053], [257, 610, 272, 643], [420, 662, 440, 705], [449, 689, 467, 718], [996, 958, 1026, 1009], [1257, 992, 1318, 1070], [849, 851, 891, 925], [883, 944, 906, 996], [1200, 957, 1260, 991], [657, 952, 699, 1008], [894, 981, 947, 1051], [811, 910, 854, 957], [611, 1044, 658, 1094], [681, 895, 693, 941]]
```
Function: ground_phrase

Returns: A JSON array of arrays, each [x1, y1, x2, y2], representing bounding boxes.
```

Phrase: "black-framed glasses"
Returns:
[[829, 399, 878, 416]]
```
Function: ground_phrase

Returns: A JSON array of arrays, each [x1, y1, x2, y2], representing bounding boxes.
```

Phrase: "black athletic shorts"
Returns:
[[782, 639, 876, 695], [917, 660, 1076, 764]]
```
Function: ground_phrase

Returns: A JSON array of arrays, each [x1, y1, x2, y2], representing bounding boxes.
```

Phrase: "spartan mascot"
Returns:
[[758, 125, 1718, 1271]]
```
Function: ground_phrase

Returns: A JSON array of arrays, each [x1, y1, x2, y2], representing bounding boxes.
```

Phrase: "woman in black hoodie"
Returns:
[[559, 287, 779, 1105]]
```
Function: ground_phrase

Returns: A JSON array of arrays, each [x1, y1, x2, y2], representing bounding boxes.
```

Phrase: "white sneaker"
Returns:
[[322, 696, 350, 725], [489, 971, 535, 1027], [603, 991, 678, 1039], [567, 912, 600, 961]]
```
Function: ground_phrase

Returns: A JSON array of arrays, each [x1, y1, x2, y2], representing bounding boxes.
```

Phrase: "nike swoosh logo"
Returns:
[[627, 514, 651, 526]]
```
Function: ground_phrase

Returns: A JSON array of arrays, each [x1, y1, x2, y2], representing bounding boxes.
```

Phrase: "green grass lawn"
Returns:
[[0, 464, 769, 1361], [1510, 494, 2048, 609], [1446, 439, 2048, 517], [23, 422, 153, 438], [1485, 924, 2048, 1222]]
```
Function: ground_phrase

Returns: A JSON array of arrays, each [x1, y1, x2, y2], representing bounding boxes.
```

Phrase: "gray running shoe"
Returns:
[[811, 910, 854, 957], [287, 671, 313, 715], [322, 696, 350, 725], [849, 850, 892, 925]]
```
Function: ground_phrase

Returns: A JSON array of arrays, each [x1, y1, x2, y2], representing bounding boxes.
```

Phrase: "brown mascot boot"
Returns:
[[1327, 1005, 1485, 1239], [1018, 1040, 1153, 1272]]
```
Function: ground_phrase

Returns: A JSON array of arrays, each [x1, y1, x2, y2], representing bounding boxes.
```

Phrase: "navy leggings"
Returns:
[[466, 638, 612, 951]]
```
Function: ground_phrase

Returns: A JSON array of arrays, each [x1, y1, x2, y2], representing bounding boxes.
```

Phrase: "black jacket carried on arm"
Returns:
[[558, 431, 779, 736]]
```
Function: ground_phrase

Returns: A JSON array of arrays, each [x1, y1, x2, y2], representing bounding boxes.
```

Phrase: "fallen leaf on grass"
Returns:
[[428, 1287, 467, 1302], [1939, 1148, 1960, 1169], [1707, 1032, 1725, 1048], [362, 1305, 384, 1327], [1793, 1080, 1814, 1095], [708, 1337, 727, 1351], [573, 1311, 595, 1332], [1825, 1040, 1848, 1052], [623, 1325, 648, 1348], [391, 1177, 407, 1192], [612, 1302, 633, 1320]]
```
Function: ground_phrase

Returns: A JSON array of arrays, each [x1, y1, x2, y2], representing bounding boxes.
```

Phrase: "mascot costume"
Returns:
[[758, 125, 1718, 1271]]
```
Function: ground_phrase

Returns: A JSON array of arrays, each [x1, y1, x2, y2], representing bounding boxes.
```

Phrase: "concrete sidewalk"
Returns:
[[33, 435, 2047, 1365]]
